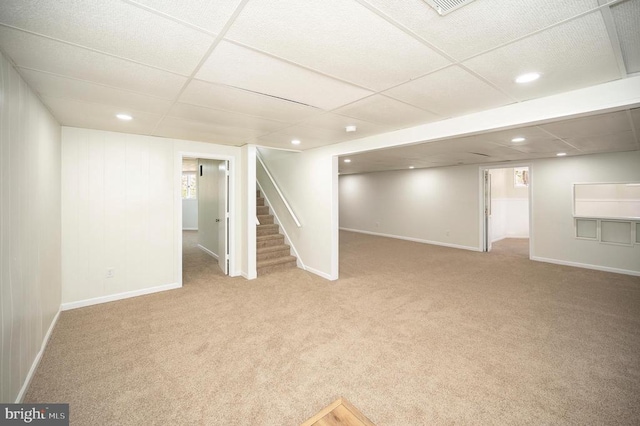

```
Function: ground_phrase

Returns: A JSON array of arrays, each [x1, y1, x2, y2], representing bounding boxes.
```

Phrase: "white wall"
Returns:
[[531, 151, 640, 274], [339, 166, 480, 251], [489, 168, 529, 242], [197, 159, 220, 257], [182, 199, 198, 230], [61, 129, 246, 307], [0, 52, 62, 402], [62, 128, 175, 305]]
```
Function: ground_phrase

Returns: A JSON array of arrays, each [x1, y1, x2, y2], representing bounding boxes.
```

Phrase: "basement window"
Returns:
[[182, 172, 197, 199]]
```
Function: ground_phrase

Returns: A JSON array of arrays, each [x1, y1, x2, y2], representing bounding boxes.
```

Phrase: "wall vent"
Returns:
[[423, 0, 478, 16]]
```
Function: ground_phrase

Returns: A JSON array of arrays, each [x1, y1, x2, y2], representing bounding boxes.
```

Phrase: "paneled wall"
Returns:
[[0, 52, 62, 402], [61, 127, 175, 305], [489, 168, 529, 242]]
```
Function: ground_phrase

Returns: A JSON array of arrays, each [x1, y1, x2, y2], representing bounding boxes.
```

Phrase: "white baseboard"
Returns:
[[531, 256, 640, 277], [61, 282, 181, 311], [241, 271, 257, 280], [198, 244, 218, 260], [340, 227, 481, 252], [15, 309, 61, 403], [304, 265, 335, 281], [182, 228, 198, 231]]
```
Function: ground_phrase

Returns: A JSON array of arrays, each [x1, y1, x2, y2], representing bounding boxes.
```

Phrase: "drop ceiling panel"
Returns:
[[385, 66, 514, 117], [166, 103, 287, 134], [128, 0, 244, 34], [508, 139, 577, 154], [20, 69, 173, 115], [463, 12, 621, 101], [334, 95, 441, 128], [610, 0, 640, 74], [196, 41, 372, 110], [256, 124, 358, 150], [225, 0, 451, 90], [564, 131, 638, 152], [42, 97, 161, 135], [0, 0, 213, 74], [154, 116, 256, 145], [362, 0, 599, 60], [539, 111, 631, 138], [0, 27, 187, 99], [180, 80, 322, 123]]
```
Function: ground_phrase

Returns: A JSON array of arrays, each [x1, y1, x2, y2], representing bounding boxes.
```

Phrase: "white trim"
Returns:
[[340, 227, 482, 252], [182, 227, 198, 231], [257, 181, 306, 270], [61, 283, 181, 311], [198, 244, 219, 259], [531, 256, 640, 277], [15, 309, 61, 403], [304, 265, 335, 280]]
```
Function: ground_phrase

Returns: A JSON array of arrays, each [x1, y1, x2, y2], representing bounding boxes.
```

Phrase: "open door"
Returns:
[[217, 160, 229, 274], [483, 169, 492, 252]]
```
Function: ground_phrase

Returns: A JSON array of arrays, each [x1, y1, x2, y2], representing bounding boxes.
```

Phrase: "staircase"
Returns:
[[256, 190, 297, 275]]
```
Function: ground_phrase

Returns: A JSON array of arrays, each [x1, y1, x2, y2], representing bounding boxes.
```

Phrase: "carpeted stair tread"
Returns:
[[257, 255, 297, 268], [256, 234, 283, 241], [257, 244, 290, 254]]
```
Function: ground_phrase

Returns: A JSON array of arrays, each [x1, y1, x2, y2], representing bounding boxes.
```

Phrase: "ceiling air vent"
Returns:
[[423, 0, 478, 16]]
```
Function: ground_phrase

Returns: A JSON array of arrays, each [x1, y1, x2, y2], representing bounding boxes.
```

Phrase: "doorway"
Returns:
[[482, 166, 531, 257], [179, 154, 232, 285]]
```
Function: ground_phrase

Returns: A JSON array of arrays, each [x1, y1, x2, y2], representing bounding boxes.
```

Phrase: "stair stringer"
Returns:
[[256, 181, 305, 270]]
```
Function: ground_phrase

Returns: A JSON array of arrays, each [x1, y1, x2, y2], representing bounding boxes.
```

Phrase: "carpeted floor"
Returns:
[[25, 231, 640, 425]]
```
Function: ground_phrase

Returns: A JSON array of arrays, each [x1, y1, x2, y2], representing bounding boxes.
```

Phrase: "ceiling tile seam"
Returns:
[[148, 0, 252, 136], [535, 126, 584, 152], [0, 23, 192, 78], [598, 3, 628, 77], [15, 66, 177, 102], [626, 109, 640, 149], [457, 5, 611, 64], [0, 45, 61, 126], [222, 38, 378, 94], [121, 0, 218, 38]]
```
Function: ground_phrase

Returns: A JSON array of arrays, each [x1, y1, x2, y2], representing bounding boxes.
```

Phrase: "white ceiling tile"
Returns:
[[154, 116, 256, 145], [362, 0, 599, 60], [128, 0, 244, 34], [180, 80, 322, 123], [540, 111, 631, 139], [256, 123, 365, 150], [0, 26, 187, 99], [41, 96, 161, 135], [225, 0, 451, 90], [463, 12, 621, 101], [195, 41, 373, 110], [564, 131, 638, 152], [334, 95, 441, 128], [0, 0, 213, 74], [610, 0, 640, 74], [385, 66, 514, 117], [508, 139, 577, 154], [19, 69, 173, 115], [167, 103, 287, 134]]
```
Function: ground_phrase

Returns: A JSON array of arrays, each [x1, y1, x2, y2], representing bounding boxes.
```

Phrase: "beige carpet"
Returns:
[[25, 231, 640, 425]]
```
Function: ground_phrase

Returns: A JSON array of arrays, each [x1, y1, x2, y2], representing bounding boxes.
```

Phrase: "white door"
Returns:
[[217, 161, 229, 274], [484, 170, 492, 252]]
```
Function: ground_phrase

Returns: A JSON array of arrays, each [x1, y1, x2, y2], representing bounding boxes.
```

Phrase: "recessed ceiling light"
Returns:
[[556, 152, 567, 157], [409, 166, 415, 169], [291, 139, 301, 145], [116, 113, 133, 121], [515, 72, 541, 84], [344, 159, 351, 163], [345, 125, 357, 133], [511, 137, 526, 143]]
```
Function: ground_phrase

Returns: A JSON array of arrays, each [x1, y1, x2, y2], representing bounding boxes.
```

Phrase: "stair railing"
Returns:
[[256, 151, 302, 228]]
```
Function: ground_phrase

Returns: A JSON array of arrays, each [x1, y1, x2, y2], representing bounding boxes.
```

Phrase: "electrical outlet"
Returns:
[[106, 268, 115, 278]]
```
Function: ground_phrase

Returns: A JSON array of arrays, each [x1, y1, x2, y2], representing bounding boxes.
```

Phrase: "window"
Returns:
[[182, 172, 197, 199], [514, 167, 529, 187]]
